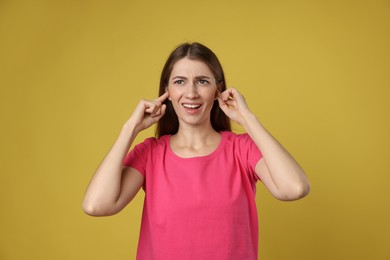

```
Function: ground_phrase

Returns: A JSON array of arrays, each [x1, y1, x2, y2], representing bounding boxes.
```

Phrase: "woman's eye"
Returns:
[[197, 80, 209, 85], [174, 80, 184, 85]]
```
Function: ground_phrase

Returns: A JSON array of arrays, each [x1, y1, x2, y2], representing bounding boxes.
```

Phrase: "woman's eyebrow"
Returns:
[[171, 75, 212, 80], [171, 76, 187, 80], [194, 75, 212, 80]]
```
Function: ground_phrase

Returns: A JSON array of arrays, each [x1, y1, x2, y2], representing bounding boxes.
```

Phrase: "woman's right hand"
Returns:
[[125, 91, 169, 133]]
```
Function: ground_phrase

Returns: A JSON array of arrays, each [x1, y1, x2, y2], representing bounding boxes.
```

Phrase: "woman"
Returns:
[[83, 42, 310, 259]]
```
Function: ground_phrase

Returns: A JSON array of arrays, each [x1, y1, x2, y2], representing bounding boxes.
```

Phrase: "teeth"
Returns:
[[183, 103, 201, 109]]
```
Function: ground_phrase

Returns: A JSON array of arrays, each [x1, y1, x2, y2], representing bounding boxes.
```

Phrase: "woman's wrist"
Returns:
[[240, 111, 260, 130], [122, 120, 139, 139]]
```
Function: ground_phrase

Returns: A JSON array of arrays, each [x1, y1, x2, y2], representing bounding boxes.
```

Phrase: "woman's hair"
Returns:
[[156, 42, 231, 137]]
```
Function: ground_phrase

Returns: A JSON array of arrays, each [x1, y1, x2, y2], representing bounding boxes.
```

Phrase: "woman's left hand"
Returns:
[[217, 87, 253, 126]]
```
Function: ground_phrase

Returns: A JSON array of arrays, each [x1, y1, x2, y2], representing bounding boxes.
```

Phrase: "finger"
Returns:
[[225, 99, 237, 107], [220, 88, 235, 101], [155, 91, 169, 103], [217, 96, 229, 113], [150, 104, 163, 117], [145, 102, 159, 114], [151, 104, 166, 118]]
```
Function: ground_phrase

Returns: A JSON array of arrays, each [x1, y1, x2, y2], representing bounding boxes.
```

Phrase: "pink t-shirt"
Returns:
[[123, 131, 262, 260]]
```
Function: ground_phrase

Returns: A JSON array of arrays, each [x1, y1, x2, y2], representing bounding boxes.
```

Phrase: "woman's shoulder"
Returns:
[[222, 131, 251, 141], [136, 135, 170, 149], [222, 131, 256, 149]]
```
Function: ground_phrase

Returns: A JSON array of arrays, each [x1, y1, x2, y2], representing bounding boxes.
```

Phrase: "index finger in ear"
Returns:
[[220, 89, 233, 101], [155, 91, 169, 103]]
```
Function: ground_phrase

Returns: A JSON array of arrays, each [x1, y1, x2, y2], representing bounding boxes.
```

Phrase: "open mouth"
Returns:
[[182, 103, 201, 109]]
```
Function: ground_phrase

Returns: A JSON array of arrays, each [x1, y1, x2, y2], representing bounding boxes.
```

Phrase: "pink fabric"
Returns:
[[123, 131, 262, 260]]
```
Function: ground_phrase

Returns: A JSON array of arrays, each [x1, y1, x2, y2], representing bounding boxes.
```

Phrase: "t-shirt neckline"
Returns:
[[165, 131, 227, 162]]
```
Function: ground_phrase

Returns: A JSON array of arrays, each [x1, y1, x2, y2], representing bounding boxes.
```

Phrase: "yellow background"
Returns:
[[1, 0, 389, 259]]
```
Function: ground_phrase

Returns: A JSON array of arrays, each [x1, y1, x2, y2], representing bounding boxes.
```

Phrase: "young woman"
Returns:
[[83, 42, 310, 260]]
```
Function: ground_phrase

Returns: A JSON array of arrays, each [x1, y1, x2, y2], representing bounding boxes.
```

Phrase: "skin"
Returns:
[[166, 58, 222, 157], [82, 58, 310, 216]]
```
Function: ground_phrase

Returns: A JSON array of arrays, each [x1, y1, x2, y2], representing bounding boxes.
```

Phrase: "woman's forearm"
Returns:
[[82, 123, 138, 215], [242, 112, 311, 200], [83, 94, 168, 216]]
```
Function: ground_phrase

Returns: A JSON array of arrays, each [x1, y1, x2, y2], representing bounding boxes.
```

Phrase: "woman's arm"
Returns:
[[82, 92, 168, 216], [82, 125, 143, 216], [218, 88, 310, 201]]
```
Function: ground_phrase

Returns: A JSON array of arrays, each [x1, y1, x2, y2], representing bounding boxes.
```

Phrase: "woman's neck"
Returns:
[[170, 124, 221, 157]]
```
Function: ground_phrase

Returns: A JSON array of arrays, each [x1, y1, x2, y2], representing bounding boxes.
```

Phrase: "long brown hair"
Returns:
[[155, 42, 231, 138]]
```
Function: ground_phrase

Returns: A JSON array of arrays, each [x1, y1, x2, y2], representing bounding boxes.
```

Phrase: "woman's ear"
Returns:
[[165, 87, 171, 100], [214, 89, 220, 100]]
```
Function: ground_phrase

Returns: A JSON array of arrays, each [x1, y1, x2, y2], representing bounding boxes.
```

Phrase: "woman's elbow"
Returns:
[[293, 181, 311, 200], [277, 181, 311, 201], [83, 202, 98, 216], [82, 200, 117, 217], [82, 200, 101, 216]]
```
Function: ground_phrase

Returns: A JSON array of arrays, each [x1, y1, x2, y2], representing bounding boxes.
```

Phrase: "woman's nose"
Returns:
[[185, 83, 199, 98]]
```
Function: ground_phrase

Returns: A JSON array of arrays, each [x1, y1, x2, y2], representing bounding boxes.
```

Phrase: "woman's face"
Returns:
[[166, 58, 219, 128]]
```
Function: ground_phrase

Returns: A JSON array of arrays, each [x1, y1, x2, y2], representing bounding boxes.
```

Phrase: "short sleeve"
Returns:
[[237, 133, 263, 180], [123, 138, 153, 176]]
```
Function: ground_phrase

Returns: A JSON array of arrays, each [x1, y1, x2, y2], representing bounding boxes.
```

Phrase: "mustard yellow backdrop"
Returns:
[[1, 0, 389, 259]]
